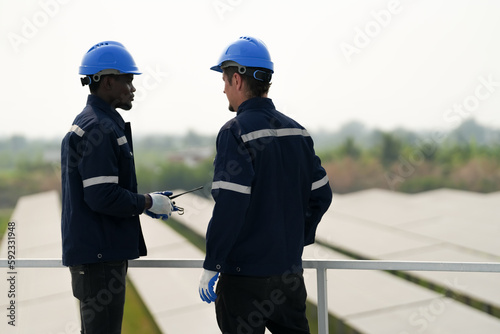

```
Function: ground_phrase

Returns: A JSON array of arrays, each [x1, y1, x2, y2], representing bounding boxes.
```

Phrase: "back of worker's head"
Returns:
[[222, 66, 272, 98]]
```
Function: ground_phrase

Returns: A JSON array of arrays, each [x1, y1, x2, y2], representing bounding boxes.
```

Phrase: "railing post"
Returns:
[[316, 266, 328, 334]]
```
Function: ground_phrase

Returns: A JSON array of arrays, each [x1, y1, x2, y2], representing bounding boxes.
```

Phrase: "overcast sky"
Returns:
[[1, 0, 500, 139]]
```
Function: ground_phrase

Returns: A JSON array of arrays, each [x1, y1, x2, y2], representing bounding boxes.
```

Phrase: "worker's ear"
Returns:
[[100, 75, 114, 91], [233, 72, 243, 91]]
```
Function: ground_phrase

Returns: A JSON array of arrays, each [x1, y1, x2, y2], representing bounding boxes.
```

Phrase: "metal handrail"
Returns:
[[2, 258, 500, 333]]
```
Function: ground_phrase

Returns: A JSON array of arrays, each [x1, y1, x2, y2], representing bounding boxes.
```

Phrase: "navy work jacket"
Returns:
[[61, 95, 147, 267], [204, 97, 333, 276]]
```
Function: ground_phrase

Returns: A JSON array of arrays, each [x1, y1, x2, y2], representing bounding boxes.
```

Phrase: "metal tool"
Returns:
[[169, 186, 204, 215]]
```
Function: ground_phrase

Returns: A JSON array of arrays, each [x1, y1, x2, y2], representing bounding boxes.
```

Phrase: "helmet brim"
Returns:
[[210, 65, 223, 73]]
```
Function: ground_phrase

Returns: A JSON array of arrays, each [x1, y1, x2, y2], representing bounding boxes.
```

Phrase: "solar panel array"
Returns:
[[1, 188, 499, 333]]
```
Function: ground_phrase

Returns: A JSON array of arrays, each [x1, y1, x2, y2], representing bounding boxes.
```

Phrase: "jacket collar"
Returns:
[[86, 94, 126, 130], [237, 97, 275, 115]]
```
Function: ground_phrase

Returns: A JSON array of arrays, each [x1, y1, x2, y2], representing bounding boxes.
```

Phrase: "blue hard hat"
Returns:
[[79, 41, 141, 75], [210, 36, 274, 73]]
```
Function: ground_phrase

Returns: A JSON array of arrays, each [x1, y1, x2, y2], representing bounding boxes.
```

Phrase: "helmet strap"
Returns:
[[222, 61, 272, 83], [81, 68, 124, 87], [222, 61, 247, 75], [92, 69, 123, 83], [251, 70, 272, 83]]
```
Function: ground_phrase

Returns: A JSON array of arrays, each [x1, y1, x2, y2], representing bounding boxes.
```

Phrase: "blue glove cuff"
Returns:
[[144, 209, 170, 220]]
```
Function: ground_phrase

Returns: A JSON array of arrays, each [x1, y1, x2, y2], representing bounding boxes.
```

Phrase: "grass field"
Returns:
[[0, 208, 13, 240], [123, 279, 162, 334]]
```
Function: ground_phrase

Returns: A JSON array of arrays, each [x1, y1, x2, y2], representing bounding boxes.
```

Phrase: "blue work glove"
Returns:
[[145, 191, 174, 220], [199, 269, 219, 303]]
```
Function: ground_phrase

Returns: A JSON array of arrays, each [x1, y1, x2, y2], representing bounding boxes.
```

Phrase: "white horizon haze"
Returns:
[[1, 0, 500, 139]]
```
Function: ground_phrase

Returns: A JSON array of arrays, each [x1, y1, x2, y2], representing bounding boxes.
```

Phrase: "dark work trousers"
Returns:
[[215, 271, 310, 334], [69, 260, 128, 334]]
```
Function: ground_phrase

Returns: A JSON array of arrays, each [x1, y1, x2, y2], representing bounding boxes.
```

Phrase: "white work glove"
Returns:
[[199, 269, 219, 303], [144, 191, 173, 220]]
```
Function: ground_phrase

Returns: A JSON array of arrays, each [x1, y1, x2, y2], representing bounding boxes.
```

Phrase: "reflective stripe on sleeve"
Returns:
[[212, 181, 251, 195], [311, 175, 329, 191], [69, 125, 85, 137], [82, 176, 119, 188], [241, 128, 310, 143]]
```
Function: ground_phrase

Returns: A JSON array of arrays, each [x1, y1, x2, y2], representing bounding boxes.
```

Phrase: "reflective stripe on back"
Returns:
[[241, 128, 310, 143]]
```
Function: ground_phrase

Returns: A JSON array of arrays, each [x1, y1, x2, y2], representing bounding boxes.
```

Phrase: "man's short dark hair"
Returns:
[[224, 67, 272, 98]]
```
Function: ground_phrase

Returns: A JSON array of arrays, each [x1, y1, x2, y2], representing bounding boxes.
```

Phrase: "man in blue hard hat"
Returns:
[[61, 41, 175, 334], [199, 36, 333, 334]]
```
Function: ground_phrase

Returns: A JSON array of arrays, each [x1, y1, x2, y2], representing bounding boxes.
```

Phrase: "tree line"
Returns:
[[1, 118, 499, 209]]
